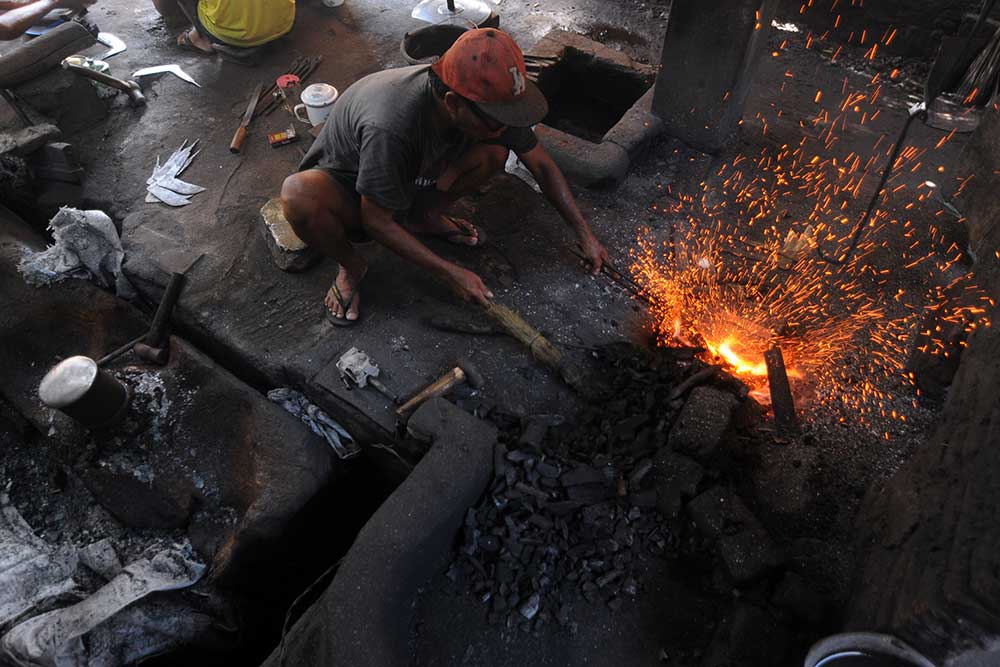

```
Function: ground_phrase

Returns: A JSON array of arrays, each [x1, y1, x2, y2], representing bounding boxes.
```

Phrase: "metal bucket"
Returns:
[[38, 355, 129, 429], [400, 23, 469, 64]]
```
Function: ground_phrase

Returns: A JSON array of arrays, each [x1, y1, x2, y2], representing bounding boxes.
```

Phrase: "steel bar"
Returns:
[[764, 345, 798, 433]]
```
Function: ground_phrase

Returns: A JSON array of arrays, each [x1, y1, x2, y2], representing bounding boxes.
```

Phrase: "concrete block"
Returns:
[[652, 449, 703, 518], [16, 68, 108, 136], [653, 0, 778, 152], [952, 108, 1000, 261], [0, 124, 61, 157], [261, 397, 497, 666], [687, 487, 757, 540], [669, 386, 740, 462]]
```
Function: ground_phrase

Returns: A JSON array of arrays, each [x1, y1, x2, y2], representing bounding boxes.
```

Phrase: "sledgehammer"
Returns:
[[133, 272, 185, 366], [62, 60, 146, 107]]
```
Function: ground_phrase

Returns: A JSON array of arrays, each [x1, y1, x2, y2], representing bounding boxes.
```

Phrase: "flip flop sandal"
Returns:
[[326, 283, 361, 327], [176, 30, 214, 55], [417, 215, 488, 247]]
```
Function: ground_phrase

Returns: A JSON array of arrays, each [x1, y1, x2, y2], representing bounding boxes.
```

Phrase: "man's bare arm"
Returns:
[[359, 195, 493, 304], [518, 143, 609, 274], [0, 0, 93, 40]]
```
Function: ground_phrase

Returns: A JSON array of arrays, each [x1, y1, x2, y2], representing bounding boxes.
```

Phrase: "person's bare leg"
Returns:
[[406, 143, 508, 245], [281, 170, 367, 321]]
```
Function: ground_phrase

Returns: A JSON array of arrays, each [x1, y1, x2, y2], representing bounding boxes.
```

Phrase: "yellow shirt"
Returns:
[[197, 0, 295, 48]]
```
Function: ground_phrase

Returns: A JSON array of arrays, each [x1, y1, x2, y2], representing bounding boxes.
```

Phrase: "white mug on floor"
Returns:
[[294, 83, 339, 126]]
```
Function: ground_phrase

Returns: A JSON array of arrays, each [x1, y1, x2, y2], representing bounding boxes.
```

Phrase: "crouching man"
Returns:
[[281, 28, 609, 325]]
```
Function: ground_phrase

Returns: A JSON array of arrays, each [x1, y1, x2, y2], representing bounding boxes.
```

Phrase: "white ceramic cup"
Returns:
[[294, 83, 339, 127]]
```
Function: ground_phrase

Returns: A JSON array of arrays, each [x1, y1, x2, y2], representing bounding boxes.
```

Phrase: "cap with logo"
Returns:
[[430, 28, 549, 128]]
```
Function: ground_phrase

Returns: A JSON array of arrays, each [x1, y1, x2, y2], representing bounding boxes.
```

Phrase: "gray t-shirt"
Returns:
[[298, 65, 538, 211]]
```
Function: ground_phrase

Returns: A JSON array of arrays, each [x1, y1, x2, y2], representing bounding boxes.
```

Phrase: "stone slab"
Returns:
[[687, 487, 758, 540], [260, 397, 497, 667], [669, 386, 740, 462], [652, 449, 704, 518]]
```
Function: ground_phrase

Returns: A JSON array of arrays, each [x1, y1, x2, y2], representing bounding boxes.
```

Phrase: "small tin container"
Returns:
[[38, 356, 130, 429]]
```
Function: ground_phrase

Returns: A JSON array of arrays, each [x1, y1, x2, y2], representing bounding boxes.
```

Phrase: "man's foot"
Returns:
[[177, 27, 214, 54], [405, 214, 484, 247], [325, 261, 367, 326]]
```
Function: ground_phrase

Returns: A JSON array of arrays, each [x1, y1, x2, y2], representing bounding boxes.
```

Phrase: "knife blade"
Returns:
[[96, 32, 126, 59], [230, 82, 264, 154]]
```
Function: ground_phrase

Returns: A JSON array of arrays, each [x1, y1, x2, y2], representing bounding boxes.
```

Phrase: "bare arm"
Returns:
[[518, 143, 609, 274], [0, 0, 93, 40], [359, 195, 494, 304]]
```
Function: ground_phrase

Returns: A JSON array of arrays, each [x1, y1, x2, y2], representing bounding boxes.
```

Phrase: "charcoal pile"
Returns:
[[447, 343, 747, 633]]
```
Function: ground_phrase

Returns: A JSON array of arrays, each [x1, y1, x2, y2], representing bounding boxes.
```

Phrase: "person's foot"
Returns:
[[404, 213, 482, 246], [325, 260, 367, 325], [177, 27, 214, 54]]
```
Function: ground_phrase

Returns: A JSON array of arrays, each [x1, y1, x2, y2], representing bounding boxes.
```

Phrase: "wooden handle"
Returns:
[[229, 126, 247, 153], [482, 302, 563, 369], [396, 367, 466, 417]]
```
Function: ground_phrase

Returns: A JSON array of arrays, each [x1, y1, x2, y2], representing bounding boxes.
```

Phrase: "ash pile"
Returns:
[[447, 343, 757, 634]]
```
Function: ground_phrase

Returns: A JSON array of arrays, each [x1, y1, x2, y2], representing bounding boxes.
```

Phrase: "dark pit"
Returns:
[[537, 48, 654, 143]]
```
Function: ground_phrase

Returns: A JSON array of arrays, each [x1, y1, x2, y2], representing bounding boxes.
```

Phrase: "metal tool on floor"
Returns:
[[61, 59, 145, 106], [132, 64, 201, 88], [96, 32, 126, 59], [230, 82, 263, 154], [396, 359, 483, 418], [146, 140, 204, 207], [274, 74, 301, 116], [337, 347, 400, 404], [132, 271, 185, 366]]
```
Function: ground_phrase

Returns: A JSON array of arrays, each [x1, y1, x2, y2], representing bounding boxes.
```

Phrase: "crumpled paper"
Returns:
[[145, 140, 205, 207], [268, 388, 360, 460], [18, 207, 135, 298]]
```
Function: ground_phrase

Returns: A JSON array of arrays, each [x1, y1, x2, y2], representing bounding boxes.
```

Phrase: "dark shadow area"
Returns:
[[538, 47, 654, 142]]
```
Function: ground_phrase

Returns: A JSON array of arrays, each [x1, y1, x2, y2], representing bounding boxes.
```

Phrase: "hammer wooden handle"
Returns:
[[229, 126, 248, 154], [397, 367, 466, 417]]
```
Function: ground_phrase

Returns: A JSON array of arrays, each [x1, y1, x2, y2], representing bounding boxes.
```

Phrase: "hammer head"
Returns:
[[124, 81, 146, 107], [457, 360, 484, 389]]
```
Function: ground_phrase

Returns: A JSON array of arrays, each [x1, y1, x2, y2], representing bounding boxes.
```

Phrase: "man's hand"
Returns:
[[444, 265, 494, 306], [577, 232, 609, 276]]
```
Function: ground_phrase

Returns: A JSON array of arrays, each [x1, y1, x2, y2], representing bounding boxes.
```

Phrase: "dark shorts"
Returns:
[[313, 167, 361, 202]]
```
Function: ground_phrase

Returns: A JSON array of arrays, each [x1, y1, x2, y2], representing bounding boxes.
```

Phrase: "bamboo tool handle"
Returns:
[[482, 302, 563, 368], [397, 367, 466, 417], [229, 126, 247, 154], [481, 302, 586, 390]]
